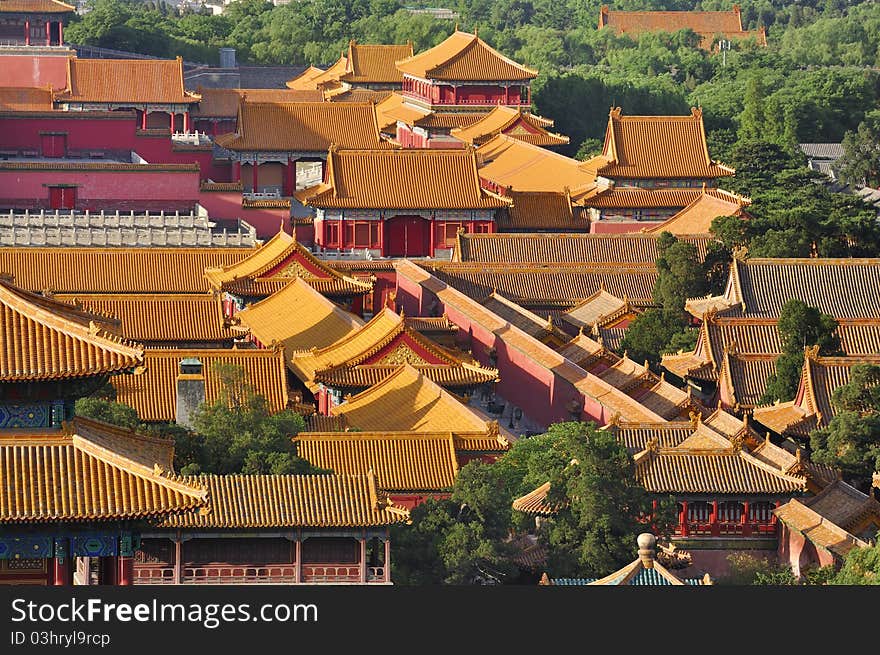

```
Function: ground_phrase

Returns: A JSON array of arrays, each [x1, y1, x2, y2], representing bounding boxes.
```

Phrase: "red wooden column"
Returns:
[[58, 21, 63, 44], [45, 20, 50, 45], [252, 159, 259, 193], [232, 160, 241, 182], [384, 534, 390, 583], [377, 216, 384, 257], [173, 539, 182, 584], [359, 535, 367, 583], [183, 111, 190, 134], [117, 556, 133, 586], [428, 214, 436, 258], [710, 500, 719, 536], [24, 20, 30, 45], [169, 112, 176, 132], [141, 109, 148, 130], [294, 535, 302, 584], [742, 500, 751, 537], [53, 557, 71, 586], [680, 500, 689, 537], [284, 157, 296, 196]]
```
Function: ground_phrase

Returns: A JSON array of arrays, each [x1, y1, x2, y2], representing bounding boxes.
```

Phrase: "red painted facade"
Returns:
[[0, 167, 200, 212], [0, 53, 69, 89], [0, 113, 231, 181]]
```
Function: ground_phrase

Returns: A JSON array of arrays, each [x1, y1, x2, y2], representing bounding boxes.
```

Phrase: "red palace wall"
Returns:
[[0, 168, 200, 211], [0, 54, 69, 89], [0, 114, 232, 182], [390, 493, 451, 510], [395, 272, 592, 429], [197, 190, 292, 239]]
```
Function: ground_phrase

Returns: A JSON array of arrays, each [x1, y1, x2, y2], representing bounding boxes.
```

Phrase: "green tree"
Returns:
[[809, 363, 880, 491], [390, 461, 518, 585], [74, 396, 142, 429], [737, 74, 767, 142], [184, 363, 312, 475], [534, 422, 673, 578], [830, 537, 880, 585], [836, 112, 880, 188], [762, 299, 841, 404]]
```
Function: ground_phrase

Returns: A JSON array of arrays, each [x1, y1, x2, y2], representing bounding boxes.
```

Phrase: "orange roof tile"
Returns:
[[214, 101, 385, 152], [0, 0, 74, 12], [512, 481, 559, 515], [453, 232, 711, 263], [642, 189, 750, 234], [193, 87, 323, 117], [341, 41, 414, 85], [330, 363, 493, 433], [325, 86, 393, 103], [292, 306, 497, 390], [451, 105, 569, 146], [235, 278, 364, 361], [234, 278, 364, 358], [562, 289, 632, 330], [0, 417, 207, 523], [598, 5, 767, 49], [0, 86, 54, 111], [52, 293, 232, 344], [59, 58, 198, 105], [285, 65, 329, 90], [111, 348, 289, 422], [581, 107, 733, 180], [396, 29, 537, 81], [374, 92, 431, 131], [295, 431, 459, 492], [161, 472, 409, 528], [204, 230, 371, 297], [295, 148, 510, 210], [499, 191, 583, 231], [775, 501, 868, 557], [477, 134, 599, 193], [0, 278, 143, 380], [0, 247, 250, 294]]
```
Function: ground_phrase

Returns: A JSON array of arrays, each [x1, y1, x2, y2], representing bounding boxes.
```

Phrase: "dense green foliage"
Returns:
[[710, 141, 880, 259], [179, 363, 313, 475], [392, 421, 672, 583], [830, 537, 880, 584], [809, 363, 880, 491], [761, 299, 840, 404], [64, 0, 880, 161], [75, 365, 316, 476], [619, 232, 704, 366]]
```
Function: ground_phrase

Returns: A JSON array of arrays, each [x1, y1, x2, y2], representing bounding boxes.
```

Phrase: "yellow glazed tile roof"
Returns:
[[499, 191, 583, 231], [642, 189, 750, 234], [342, 41, 414, 84], [285, 65, 330, 90], [396, 29, 538, 81], [580, 107, 733, 179], [0, 278, 143, 380], [599, 5, 766, 49], [0, 86, 54, 112], [193, 87, 323, 117], [53, 293, 232, 344], [214, 101, 385, 152], [476, 134, 598, 193], [161, 472, 409, 528], [204, 230, 371, 297], [0, 0, 74, 12], [295, 148, 510, 210], [59, 58, 198, 105], [294, 431, 459, 492], [112, 348, 289, 422], [0, 247, 250, 294], [0, 417, 207, 523], [453, 232, 711, 263], [235, 278, 364, 361], [774, 498, 870, 558], [451, 105, 569, 146], [330, 363, 492, 433]]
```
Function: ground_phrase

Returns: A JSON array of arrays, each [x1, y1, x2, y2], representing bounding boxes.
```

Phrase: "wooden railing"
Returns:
[[674, 519, 776, 538], [134, 563, 388, 584]]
